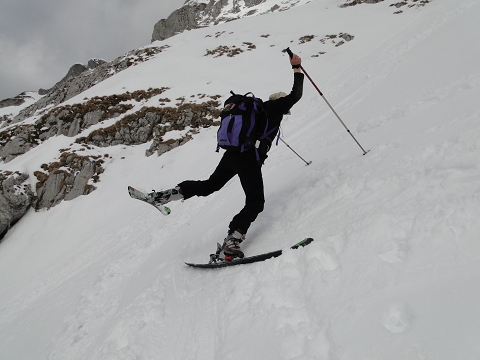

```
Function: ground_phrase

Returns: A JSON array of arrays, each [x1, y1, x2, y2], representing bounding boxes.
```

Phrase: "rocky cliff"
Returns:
[[152, 0, 306, 42], [0, 171, 33, 239]]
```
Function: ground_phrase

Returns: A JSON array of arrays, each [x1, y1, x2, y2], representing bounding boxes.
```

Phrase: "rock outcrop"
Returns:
[[0, 88, 169, 162], [76, 99, 221, 156], [12, 46, 169, 125], [32, 153, 105, 210], [0, 92, 35, 109], [152, 0, 299, 42], [0, 171, 33, 240], [152, 2, 208, 42], [38, 58, 107, 95]]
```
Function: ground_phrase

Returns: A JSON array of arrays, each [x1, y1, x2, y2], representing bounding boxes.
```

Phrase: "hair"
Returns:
[[269, 92, 291, 115]]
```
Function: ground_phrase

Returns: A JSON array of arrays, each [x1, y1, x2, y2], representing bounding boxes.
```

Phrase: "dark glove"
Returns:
[[257, 139, 271, 164]]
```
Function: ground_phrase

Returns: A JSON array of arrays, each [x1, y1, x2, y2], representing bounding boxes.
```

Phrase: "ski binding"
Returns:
[[128, 186, 171, 215]]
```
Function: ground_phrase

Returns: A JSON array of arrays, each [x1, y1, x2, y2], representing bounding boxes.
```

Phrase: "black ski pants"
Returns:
[[178, 149, 264, 234]]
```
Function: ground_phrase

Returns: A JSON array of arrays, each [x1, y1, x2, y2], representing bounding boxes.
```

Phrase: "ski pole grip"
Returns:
[[285, 47, 294, 59]]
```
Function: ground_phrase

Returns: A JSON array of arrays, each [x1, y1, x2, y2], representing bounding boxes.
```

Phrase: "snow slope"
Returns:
[[2, 0, 480, 358]]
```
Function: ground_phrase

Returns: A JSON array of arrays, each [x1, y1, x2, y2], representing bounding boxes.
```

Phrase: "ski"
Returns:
[[185, 238, 314, 269], [127, 186, 171, 215]]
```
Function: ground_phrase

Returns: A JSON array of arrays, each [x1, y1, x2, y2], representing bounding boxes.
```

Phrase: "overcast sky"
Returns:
[[0, 0, 186, 101]]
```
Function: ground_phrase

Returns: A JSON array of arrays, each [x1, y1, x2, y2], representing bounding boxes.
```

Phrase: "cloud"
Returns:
[[0, 0, 185, 100], [0, 35, 53, 93]]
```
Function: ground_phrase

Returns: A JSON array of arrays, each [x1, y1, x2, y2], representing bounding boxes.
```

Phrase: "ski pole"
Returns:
[[279, 137, 312, 165], [285, 47, 369, 156]]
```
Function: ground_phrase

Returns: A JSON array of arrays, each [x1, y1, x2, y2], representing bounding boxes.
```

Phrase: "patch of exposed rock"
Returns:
[[152, 0, 297, 42], [0, 92, 34, 109], [38, 58, 106, 95], [32, 152, 107, 210], [76, 99, 221, 156], [0, 171, 33, 240], [0, 88, 169, 162], [339, 0, 432, 12], [339, 0, 385, 7], [152, 2, 207, 42]]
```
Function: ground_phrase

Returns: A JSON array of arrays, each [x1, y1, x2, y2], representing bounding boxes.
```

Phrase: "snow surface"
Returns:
[[1, 0, 480, 358]]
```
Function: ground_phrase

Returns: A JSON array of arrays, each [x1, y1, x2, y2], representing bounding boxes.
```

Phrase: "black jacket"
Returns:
[[258, 72, 304, 158]]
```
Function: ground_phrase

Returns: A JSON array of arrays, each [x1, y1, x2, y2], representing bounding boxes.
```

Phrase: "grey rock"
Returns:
[[152, 3, 206, 42], [39, 59, 107, 95], [34, 171, 68, 210], [33, 158, 99, 210], [0, 92, 34, 109], [82, 110, 103, 128], [62, 63, 88, 81], [66, 118, 81, 137], [152, 0, 271, 42], [64, 162, 96, 201], [0, 135, 35, 163], [0, 172, 33, 240], [0, 114, 13, 128], [146, 135, 192, 157], [244, 0, 265, 7], [38, 88, 50, 96], [341, 33, 354, 41], [87, 58, 107, 69], [270, 4, 280, 11], [0, 97, 25, 108]]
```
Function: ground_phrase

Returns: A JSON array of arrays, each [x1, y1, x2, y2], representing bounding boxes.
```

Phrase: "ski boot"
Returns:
[[147, 186, 183, 208], [213, 230, 245, 262]]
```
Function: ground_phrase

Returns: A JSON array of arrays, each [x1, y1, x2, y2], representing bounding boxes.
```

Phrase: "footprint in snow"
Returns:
[[381, 302, 412, 333]]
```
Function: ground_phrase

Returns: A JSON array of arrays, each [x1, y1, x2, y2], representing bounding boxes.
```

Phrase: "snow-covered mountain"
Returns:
[[151, 0, 313, 41], [2, 0, 480, 358]]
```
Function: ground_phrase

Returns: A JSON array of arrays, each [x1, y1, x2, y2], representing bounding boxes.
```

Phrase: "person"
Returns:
[[149, 53, 304, 261]]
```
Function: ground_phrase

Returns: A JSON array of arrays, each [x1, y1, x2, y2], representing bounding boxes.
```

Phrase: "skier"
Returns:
[[148, 53, 304, 261]]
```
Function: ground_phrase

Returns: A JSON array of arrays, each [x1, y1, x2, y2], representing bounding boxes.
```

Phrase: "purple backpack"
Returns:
[[217, 92, 276, 157]]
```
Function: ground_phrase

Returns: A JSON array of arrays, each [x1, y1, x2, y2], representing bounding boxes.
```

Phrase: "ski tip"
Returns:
[[291, 237, 314, 249], [155, 204, 171, 215]]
